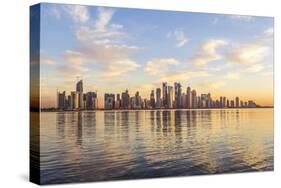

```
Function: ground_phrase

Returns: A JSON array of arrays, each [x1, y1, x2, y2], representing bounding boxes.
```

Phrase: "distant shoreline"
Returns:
[[40, 106, 274, 112]]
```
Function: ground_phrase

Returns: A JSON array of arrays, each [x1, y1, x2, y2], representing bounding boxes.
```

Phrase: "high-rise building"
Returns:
[[186, 86, 191, 109], [219, 96, 223, 108], [181, 93, 187, 108], [76, 80, 83, 92], [223, 97, 226, 108], [121, 89, 130, 109], [70, 91, 79, 110], [162, 82, 168, 108], [114, 94, 121, 109], [201, 94, 211, 108], [150, 90, 155, 109], [85, 92, 97, 110], [57, 91, 66, 110], [248, 100, 257, 108], [227, 99, 230, 108], [215, 100, 220, 108], [235, 97, 239, 108], [167, 86, 174, 109], [174, 82, 182, 108], [197, 96, 201, 108], [156, 88, 161, 109], [66, 95, 71, 110], [240, 100, 244, 108], [230, 100, 235, 108], [132, 91, 142, 109], [191, 89, 197, 108], [207, 93, 211, 108], [76, 80, 84, 109], [104, 93, 115, 110]]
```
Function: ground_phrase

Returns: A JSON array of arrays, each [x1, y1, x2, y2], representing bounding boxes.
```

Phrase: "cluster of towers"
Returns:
[[104, 82, 257, 110], [57, 80, 258, 110], [57, 80, 98, 110]]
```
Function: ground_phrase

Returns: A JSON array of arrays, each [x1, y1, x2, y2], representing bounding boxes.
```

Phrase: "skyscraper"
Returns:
[[223, 97, 226, 108], [201, 94, 210, 108], [174, 82, 182, 108], [57, 91, 66, 110], [114, 94, 121, 109], [121, 89, 130, 109], [181, 93, 187, 108], [132, 91, 142, 109], [150, 90, 156, 109], [76, 80, 83, 92], [76, 80, 84, 109], [104, 93, 115, 110], [167, 86, 174, 108], [240, 100, 244, 108], [70, 91, 79, 110], [156, 88, 161, 109], [230, 100, 235, 108], [162, 82, 168, 108], [220, 96, 223, 108], [186, 86, 191, 109], [191, 89, 197, 108], [85, 92, 97, 110], [235, 97, 239, 108]]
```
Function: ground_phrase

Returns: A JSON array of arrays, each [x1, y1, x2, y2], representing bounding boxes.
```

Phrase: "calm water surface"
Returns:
[[37, 109, 273, 184]]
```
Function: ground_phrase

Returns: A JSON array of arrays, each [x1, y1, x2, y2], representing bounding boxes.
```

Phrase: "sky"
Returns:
[[38, 3, 274, 108]]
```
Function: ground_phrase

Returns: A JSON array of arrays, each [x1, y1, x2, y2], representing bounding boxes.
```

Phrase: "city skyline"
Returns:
[[53, 79, 268, 111], [39, 3, 274, 108]]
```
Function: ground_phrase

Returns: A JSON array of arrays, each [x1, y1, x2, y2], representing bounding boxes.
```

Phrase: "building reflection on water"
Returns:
[[37, 109, 274, 184]]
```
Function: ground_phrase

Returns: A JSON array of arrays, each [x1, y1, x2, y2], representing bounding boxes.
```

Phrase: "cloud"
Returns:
[[57, 64, 89, 78], [64, 50, 83, 65], [167, 29, 189, 47], [41, 56, 56, 65], [264, 27, 274, 36], [94, 7, 115, 31], [101, 59, 140, 77], [229, 15, 254, 22], [64, 5, 89, 23], [41, 58, 55, 65], [145, 58, 179, 76], [50, 6, 61, 19], [225, 44, 270, 65], [75, 7, 126, 45], [244, 64, 264, 73], [62, 44, 140, 77], [256, 27, 274, 44], [189, 39, 227, 67], [62, 7, 140, 78]]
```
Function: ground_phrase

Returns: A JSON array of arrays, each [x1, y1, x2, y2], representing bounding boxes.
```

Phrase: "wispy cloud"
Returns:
[[228, 15, 254, 22], [189, 39, 227, 67], [64, 5, 90, 23], [145, 58, 179, 76], [57, 64, 89, 78], [225, 44, 270, 65], [64, 50, 83, 65], [244, 64, 264, 73], [76, 7, 126, 45], [101, 59, 140, 77], [167, 29, 189, 47]]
